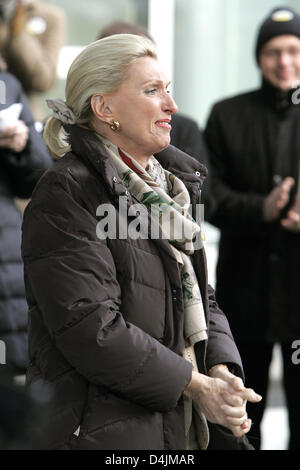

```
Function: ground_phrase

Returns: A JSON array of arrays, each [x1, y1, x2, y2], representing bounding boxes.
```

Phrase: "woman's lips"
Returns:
[[155, 119, 171, 129]]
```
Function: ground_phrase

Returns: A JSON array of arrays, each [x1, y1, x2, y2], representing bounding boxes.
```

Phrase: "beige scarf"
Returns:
[[101, 137, 209, 449]]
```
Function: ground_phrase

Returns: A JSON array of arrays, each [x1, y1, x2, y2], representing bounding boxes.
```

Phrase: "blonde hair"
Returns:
[[44, 34, 157, 158]]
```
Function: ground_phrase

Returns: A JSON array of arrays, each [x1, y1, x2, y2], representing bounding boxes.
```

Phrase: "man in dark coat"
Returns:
[[0, 71, 52, 375], [204, 7, 300, 449]]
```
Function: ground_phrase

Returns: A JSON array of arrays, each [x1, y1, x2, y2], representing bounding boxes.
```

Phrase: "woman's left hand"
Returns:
[[208, 364, 255, 435]]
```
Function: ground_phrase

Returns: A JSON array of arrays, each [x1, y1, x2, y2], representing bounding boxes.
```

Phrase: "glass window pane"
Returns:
[[46, 0, 148, 45]]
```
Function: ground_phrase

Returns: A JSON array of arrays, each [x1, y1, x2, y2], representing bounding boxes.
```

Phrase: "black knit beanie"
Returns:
[[256, 7, 300, 63]]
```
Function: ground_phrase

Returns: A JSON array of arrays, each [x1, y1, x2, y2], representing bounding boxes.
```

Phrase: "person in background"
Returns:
[[21, 33, 261, 450], [0, 70, 52, 379], [0, 0, 65, 120], [204, 7, 300, 449]]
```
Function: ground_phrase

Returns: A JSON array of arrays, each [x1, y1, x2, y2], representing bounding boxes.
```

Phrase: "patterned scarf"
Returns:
[[101, 137, 209, 449]]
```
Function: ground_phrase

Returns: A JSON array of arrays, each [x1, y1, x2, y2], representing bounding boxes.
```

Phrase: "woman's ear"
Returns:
[[90, 94, 113, 123]]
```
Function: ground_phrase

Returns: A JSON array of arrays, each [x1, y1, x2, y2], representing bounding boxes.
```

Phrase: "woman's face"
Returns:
[[102, 56, 178, 160]]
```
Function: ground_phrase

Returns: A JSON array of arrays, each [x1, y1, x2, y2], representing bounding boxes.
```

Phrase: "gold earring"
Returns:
[[110, 120, 120, 131]]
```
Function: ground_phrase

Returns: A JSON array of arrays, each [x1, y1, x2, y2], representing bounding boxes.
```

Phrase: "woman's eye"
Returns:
[[145, 89, 156, 95]]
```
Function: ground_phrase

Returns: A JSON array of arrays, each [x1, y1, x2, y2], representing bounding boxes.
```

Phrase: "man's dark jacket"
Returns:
[[171, 113, 208, 165], [21, 126, 247, 450], [0, 72, 52, 372], [204, 80, 300, 342]]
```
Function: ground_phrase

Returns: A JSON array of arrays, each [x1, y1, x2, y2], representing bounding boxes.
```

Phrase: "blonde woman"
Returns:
[[21, 34, 261, 450]]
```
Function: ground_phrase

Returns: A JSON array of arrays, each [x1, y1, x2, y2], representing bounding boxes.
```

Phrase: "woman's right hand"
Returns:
[[184, 371, 262, 437]]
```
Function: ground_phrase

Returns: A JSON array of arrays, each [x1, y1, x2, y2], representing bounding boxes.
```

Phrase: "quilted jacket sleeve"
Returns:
[[206, 284, 244, 380], [22, 170, 192, 413]]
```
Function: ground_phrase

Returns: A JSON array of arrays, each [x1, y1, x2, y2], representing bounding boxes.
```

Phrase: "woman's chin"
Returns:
[[152, 137, 171, 154]]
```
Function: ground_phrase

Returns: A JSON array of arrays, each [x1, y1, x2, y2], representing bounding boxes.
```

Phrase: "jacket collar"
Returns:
[[154, 145, 207, 187], [68, 125, 207, 195], [261, 77, 298, 113], [68, 125, 126, 199]]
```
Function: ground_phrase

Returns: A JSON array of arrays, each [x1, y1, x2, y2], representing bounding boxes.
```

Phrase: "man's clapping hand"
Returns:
[[281, 198, 300, 233]]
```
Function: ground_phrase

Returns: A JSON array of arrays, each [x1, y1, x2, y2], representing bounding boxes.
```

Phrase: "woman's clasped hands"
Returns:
[[184, 364, 262, 437]]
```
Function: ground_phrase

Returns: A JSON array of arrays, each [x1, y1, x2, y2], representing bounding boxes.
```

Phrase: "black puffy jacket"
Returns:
[[22, 126, 244, 450]]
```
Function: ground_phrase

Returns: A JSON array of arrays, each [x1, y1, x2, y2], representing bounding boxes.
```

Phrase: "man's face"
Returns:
[[259, 35, 300, 90]]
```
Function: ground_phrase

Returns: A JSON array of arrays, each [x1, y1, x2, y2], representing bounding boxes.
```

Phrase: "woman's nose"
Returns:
[[163, 93, 178, 115]]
